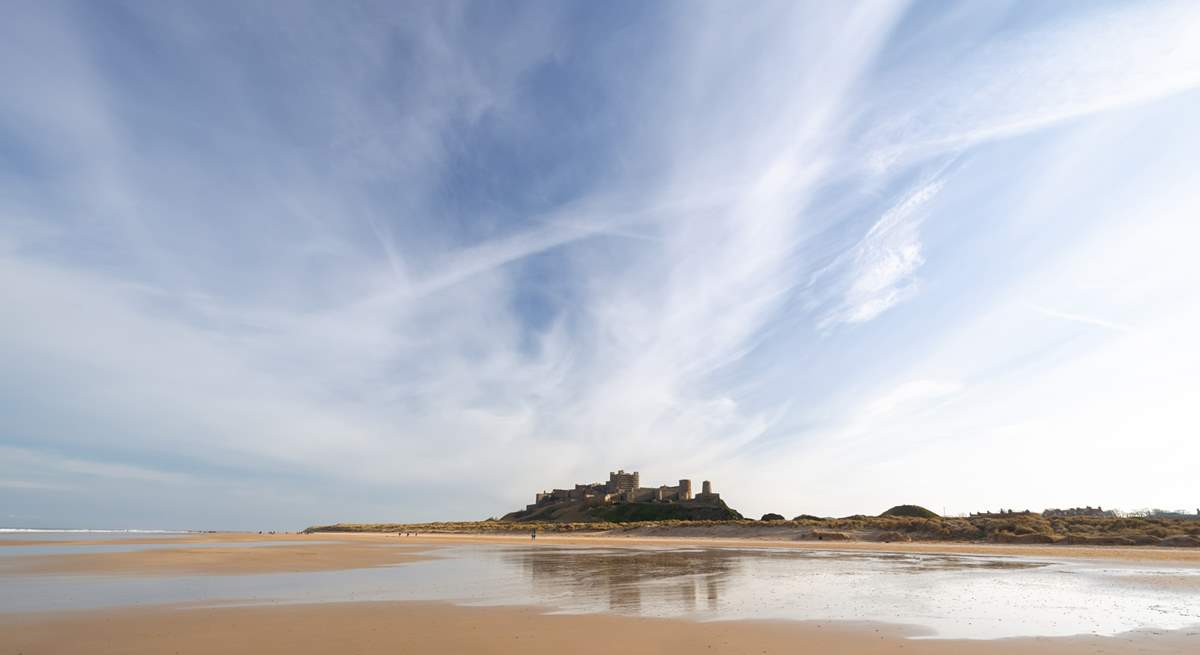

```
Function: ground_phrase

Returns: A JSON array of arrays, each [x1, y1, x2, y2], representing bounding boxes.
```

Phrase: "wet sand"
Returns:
[[3, 600, 1196, 655]]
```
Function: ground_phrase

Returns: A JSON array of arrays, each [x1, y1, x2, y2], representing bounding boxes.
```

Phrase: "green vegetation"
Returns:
[[589, 502, 743, 522], [760, 513, 785, 521], [880, 505, 939, 518]]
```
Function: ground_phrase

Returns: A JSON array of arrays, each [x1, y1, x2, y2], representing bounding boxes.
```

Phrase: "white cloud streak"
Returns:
[[3, 1, 1199, 526], [863, 0, 1200, 170], [1028, 304, 1133, 334], [808, 175, 945, 329]]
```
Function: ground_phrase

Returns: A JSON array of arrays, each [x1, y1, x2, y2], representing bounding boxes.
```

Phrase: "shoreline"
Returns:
[[4, 531, 1200, 570], [3, 600, 1197, 655]]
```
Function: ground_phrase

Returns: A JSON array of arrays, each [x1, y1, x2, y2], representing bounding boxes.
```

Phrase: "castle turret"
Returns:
[[696, 480, 720, 502], [679, 479, 692, 500]]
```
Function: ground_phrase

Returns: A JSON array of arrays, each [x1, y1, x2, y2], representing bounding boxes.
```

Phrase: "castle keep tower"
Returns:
[[607, 469, 639, 493], [679, 479, 693, 500]]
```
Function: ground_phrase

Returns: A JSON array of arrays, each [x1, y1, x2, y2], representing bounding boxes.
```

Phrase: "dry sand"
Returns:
[[0, 537, 430, 576], [0, 531, 346, 548], [2, 600, 1196, 655]]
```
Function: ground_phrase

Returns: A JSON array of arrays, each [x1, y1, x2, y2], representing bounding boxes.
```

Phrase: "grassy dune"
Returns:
[[305, 515, 1200, 546]]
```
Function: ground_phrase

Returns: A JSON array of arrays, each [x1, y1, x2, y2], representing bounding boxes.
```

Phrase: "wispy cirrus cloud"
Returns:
[[861, 0, 1200, 170], [3, 1, 1199, 528], [808, 175, 946, 329], [1028, 304, 1133, 334]]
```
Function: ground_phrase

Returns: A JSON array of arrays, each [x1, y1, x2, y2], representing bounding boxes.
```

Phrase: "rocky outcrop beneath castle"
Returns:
[[500, 497, 743, 523]]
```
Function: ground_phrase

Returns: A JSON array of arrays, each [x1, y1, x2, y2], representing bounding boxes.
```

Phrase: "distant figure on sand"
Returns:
[[530, 529, 536, 540]]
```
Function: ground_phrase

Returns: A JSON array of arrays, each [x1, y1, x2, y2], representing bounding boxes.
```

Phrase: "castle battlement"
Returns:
[[530, 470, 719, 508]]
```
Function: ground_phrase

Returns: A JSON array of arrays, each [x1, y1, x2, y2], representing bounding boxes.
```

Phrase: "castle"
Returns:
[[527, 469, 722, 512]]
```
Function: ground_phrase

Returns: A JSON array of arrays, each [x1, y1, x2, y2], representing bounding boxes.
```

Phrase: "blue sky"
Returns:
[[2, 1, 1198, 530]]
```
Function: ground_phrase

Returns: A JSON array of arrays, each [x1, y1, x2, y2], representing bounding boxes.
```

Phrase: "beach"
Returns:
[[2, 531, 1199, 653], [4, 600, 1197, 655]]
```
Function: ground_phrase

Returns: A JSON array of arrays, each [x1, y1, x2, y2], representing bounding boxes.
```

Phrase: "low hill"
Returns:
[[880, 505, 939, 518]]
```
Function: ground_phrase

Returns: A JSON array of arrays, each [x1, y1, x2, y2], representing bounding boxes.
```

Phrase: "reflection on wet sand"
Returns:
[[479, 545, 1200, 638], [507, 546, 1049, 614], [510, 547, 738, 613]]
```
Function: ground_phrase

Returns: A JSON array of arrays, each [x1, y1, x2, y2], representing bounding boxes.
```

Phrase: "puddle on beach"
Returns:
[[1, 539, 1198, 640]]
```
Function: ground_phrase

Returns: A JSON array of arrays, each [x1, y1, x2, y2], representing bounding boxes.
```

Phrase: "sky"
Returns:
[[2, 1, 1199, 530]]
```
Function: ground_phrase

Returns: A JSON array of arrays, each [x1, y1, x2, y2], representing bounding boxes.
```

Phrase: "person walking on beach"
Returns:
[[530, 528, 536, 540]]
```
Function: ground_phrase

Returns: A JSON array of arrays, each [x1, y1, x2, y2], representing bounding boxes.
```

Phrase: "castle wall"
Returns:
[[638, 483, 693, 502], [534, 472, 718, 507]]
